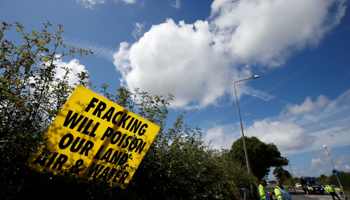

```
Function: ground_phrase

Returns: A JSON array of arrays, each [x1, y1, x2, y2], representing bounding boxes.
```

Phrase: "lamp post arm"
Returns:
[[234, 78, 253, 84], [325, 147, 336, 169]]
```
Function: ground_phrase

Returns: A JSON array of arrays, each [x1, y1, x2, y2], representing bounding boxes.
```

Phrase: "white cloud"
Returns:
[[113, 42, 131, 82], [287, 95, 330, 115], [245, 120, 315, 152], [334, 155, 350, 172], [115, 19, 233, 109], [306, 153, 350, 174], [346, 165, 350, 172], [76, 0, 105, 9], [66, 39, 117, 61], [309, 126, 350, 153], [118, 0, 136, 4], [310, 158, 328, 168], [310, 158, 322, 167], [337, 155, 350, 165], [204, 124, 238, 149], [171, 0, 181, 9], [113, 0, 346, 109], [54, 57, 89, 87], [202, 89, 350, 154], [132, 22, 145, 40], [289, 166, 324, 178], [244, 86, 275, 101], [241, 89, 350, 154], [210, 0, 346, 67], [76, 0, 136, 9]]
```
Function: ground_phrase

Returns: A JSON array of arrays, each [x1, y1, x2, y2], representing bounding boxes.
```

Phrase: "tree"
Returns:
[[229, 136, 289, 181], [0, 21, 92, 198], [273, 167, 292, 182]]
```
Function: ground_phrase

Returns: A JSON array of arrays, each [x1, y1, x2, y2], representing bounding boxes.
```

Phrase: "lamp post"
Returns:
[[323, 145, 346, 199], [234, 75, 259, 173]]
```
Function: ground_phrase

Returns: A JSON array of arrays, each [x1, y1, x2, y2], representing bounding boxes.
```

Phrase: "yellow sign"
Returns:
[[27, 85, 160, 188]]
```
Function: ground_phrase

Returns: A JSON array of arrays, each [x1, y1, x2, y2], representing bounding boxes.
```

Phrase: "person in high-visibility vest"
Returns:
[[258, 180, 272, 200], [325, 184, 341, 200], [274, 179, 292, 200]]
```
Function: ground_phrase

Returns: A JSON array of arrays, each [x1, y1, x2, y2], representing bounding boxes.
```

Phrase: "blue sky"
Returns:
[[2, 0, 350, 181]]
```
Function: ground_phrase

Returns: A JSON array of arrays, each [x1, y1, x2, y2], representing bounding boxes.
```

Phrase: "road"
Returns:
[[267, 184, 349, 200]]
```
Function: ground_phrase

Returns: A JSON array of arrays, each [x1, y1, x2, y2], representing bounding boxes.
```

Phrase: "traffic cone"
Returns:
[[307, 191, 309, 196]]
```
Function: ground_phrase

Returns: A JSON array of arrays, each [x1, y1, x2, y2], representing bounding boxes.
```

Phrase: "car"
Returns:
[[295, 183, 301, 188], [300, 177, 324, 194], [331, 185, 343, 195]]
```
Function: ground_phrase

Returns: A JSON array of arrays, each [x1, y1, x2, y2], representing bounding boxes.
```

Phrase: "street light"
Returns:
[[234, 75, 259, 173], [323, 145, 346, 199]]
